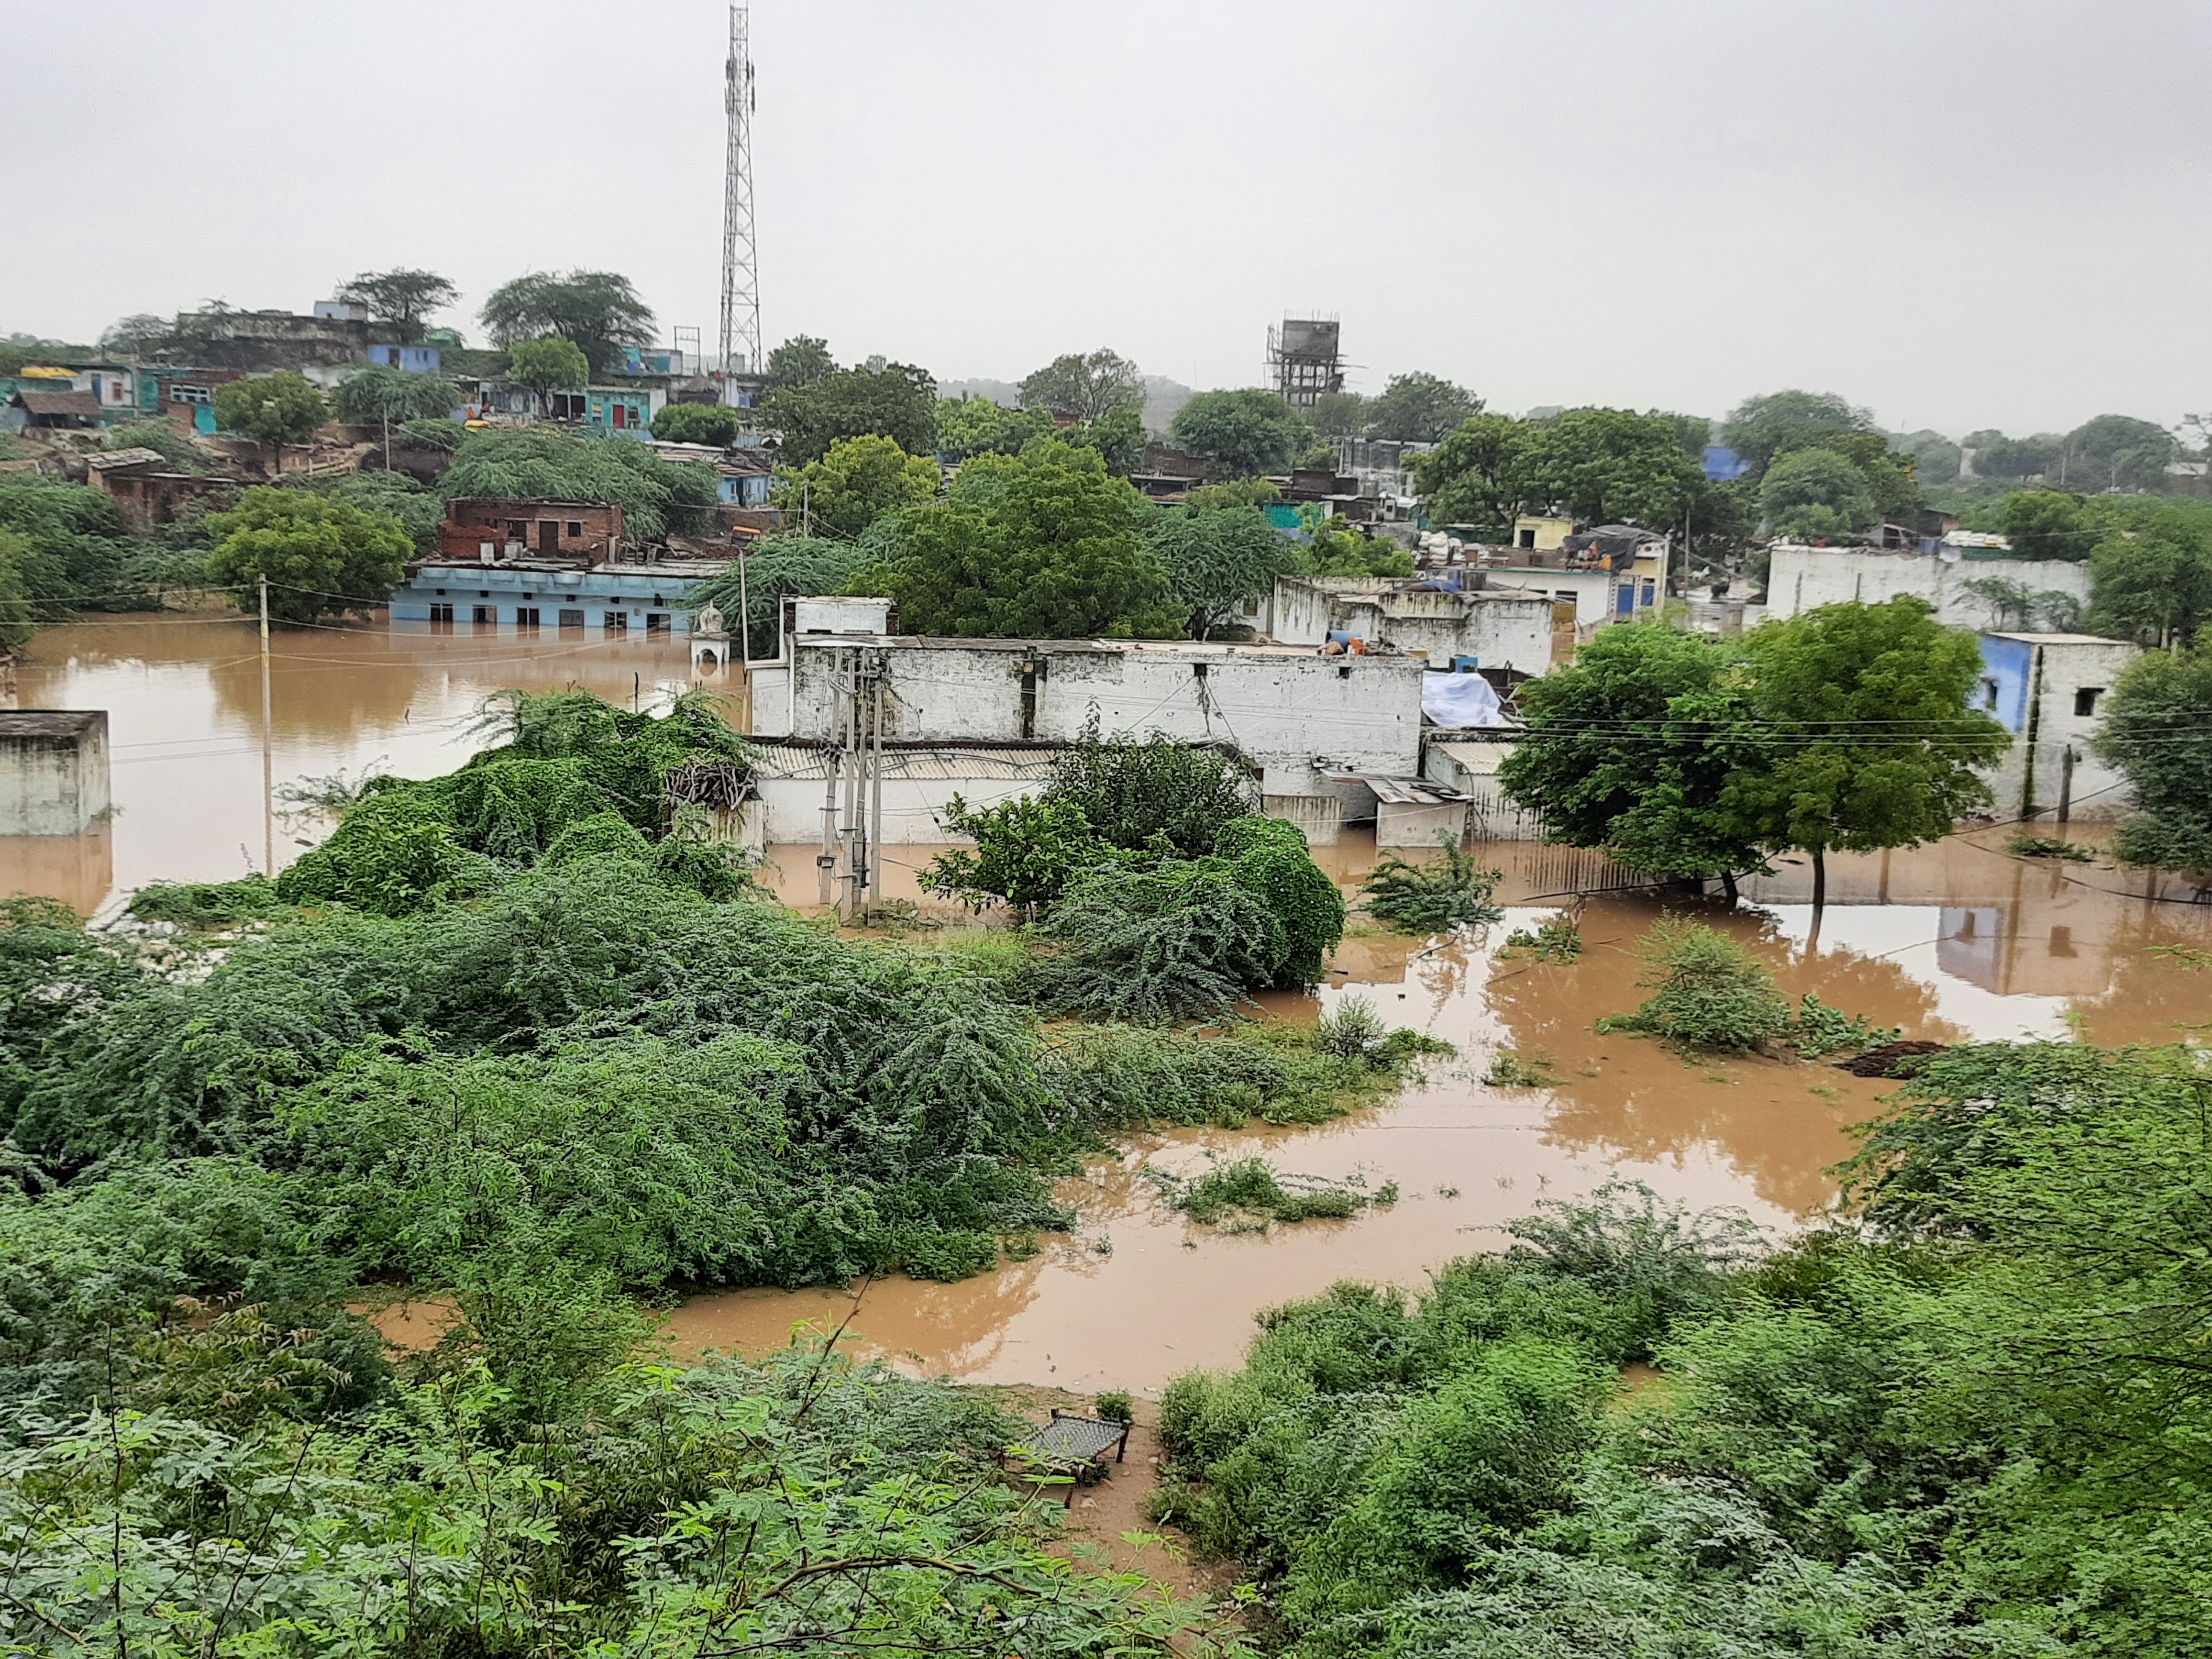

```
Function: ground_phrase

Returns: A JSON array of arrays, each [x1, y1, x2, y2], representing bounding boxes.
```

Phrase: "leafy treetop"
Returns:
[[1018, 349, 1145, 422], [335, 268, 459, 343], [479, 269, 656, 377], [205, 486, 411, 623], [1170, 389, 1314, 480], [761, 361, 937, 466]]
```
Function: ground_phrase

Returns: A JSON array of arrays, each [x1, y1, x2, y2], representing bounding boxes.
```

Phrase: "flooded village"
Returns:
[[6, 4, 2212, 1652]]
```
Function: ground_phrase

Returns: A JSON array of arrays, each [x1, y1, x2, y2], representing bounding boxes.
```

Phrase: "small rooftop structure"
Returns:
[[8, 389, 101, 428], [84, 448, 170, 472], [0, 711, 111, 836]]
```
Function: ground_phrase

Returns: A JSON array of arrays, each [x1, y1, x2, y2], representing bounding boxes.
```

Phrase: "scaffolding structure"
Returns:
[[718, 4, 762, 396], [1267, 315, 1344, 409]]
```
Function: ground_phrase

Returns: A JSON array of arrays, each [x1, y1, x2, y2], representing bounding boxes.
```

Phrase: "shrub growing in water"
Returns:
[[1601, 917, 1793, 1052], [1361, 830, 1503, 932]]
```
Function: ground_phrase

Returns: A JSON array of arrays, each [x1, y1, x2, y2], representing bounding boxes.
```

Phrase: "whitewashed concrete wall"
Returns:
[[757, 639, 1425, 794], [1976, 636, 2140, 823], [1765, 545, 2091, 627], [0, 714, 110, 836], [1269, 577, 1554, 673]]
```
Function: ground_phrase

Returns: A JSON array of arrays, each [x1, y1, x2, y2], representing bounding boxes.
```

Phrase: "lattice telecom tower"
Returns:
[[718, 3, 762, 396]]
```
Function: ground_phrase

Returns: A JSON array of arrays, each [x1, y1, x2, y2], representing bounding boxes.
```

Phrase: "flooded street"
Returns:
[[7, 620, 2210, 1393]]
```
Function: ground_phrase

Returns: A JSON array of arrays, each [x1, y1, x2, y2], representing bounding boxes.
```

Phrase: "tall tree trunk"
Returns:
[[1811, 847, 1826, 913], [1721, 870, 1737, 906]]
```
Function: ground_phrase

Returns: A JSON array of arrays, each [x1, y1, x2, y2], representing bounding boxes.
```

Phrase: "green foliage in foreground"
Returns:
[[1154, 1049, 2212, 1658], [0, 1342, 1243, 1657], [274, 688, 754, 913]]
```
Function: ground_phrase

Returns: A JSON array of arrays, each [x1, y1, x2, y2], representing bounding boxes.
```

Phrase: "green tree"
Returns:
[[2085, 520, 2212, 648], [1367, 371, 1483, 443], [762, 362, 937, 465], [1018, 348, 1144, 421], [1057, 403, 1146, 476], [1170, 389, 1313, 479], [1411, 412, 1534, 533], [1301, 510, 1413, 576], [772, 434, 938, 541], [763, 333, 835, 387], [648, 401, 744, 446], [441, 426, 717, 541], [1306, 390, 1371, 439], [1719, 389, 1871, 476], [330, 367, 459, 428], [211, 371, 327, 475], [687, 536, 870, 659], [1140, 504, 1301, 638], [335, 268, 459, 343], [1499, 625, 1767, 887], [847, 440, 1179, 638], [1517, 407, 1708, 527], [1999, 489, 2098, 560], [2093, 641, 2212, 881], [0, 528, 37, 651], [506, 334, 591, 415], [1891, 427, 1962, 485], [1761, 447, 1877, 536], [1725, 597, 2009, 907], [935, 396, 1052, 462], [1971, 432, 2062, 480], [479, 270, 656, 377], [2064, 412, 2176, 492], [204, 487, 410, 623]]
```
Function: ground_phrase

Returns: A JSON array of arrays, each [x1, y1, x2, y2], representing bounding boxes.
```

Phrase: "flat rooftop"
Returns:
[[0, 711, 104, 739]]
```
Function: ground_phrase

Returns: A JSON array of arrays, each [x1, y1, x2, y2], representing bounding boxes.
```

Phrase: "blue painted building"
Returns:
[[368, 343, 442, 373], [387, 559, 730, 635], [583, 387, 655, 436]]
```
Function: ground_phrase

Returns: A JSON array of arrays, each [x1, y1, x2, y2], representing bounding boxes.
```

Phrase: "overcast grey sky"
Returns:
[[9, 0, 2208, 436]]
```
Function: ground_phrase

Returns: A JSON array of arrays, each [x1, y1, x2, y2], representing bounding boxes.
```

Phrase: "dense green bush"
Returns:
[[1602, 918, 1899, 1058], [276, 690, 755, 913], [1154, 1045, 2212, 1658], [1046, 717, 1260, 856], [1036, 859, 1287, 1022]]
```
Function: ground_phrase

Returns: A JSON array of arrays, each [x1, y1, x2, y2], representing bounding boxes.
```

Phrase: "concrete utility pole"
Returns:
[[259, 574, 272, 877], [718, 3, 763, 398]]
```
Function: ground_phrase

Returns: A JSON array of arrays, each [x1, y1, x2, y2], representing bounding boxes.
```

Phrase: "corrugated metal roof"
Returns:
[[1435, 741, 1518, 774], [86, 448, 169, 470], [12, 389, 100, 416], [750, 743, 1060, 783]]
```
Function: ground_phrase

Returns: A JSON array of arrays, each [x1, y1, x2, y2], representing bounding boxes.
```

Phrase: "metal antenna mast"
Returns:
[[718, 3, 761, 398]]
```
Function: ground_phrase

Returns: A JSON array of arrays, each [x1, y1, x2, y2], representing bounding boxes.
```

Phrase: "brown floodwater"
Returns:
[[2, 616, 714, 913], [6, 620, 2208, 1392], [679, 834, 2212, 1392]]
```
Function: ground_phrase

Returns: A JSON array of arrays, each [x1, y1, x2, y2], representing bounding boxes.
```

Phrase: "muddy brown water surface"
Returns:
[[2, 617, 708, 911], [687, 833, 2212, 1393], [10, 622, 2211, 1394]]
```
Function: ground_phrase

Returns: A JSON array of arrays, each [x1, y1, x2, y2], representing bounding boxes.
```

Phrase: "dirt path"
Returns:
[[969, 1383, 1232, 1600]]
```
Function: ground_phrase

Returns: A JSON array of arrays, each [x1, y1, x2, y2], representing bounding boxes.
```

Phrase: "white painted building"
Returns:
[[1975, 631, 2140, 822], [1263, 575, 1555, 674], [751, 633, 1424, 799], [1765, 542, 2091, 628]]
